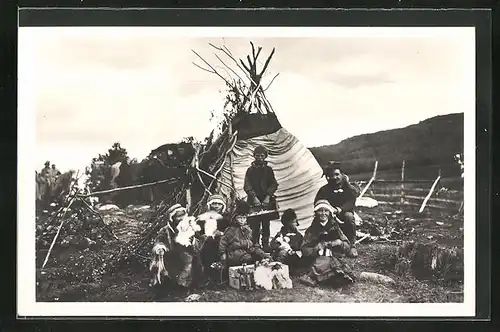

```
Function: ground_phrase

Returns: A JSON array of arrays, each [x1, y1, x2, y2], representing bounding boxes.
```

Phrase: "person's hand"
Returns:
[[153, 243, 167, 255], [315, 242, 326, 252], [252, 196, 261, 206], [263, 252, 272, 259], [279, 243, 290, 251], [154, 247, 165, 255], [342, 173, 350, 185], [262, 195, 270, 205], [329, 239, 343, 247]]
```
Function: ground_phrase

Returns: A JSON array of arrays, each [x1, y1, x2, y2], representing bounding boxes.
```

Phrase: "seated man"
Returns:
[[314, 162, 360, 258], [218, 201, 271, 267]]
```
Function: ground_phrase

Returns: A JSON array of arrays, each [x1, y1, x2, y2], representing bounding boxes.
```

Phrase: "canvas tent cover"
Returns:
[[218, 114, 327, 235]]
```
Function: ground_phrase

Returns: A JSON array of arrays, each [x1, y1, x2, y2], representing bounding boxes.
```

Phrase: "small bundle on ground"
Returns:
[[228, 260, 292, 290]]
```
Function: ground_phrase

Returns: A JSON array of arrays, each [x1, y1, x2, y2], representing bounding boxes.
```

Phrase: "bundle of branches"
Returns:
[[106, 186, 186, 269], [374, 241, 464, 284], [355, 214, 416, 245]]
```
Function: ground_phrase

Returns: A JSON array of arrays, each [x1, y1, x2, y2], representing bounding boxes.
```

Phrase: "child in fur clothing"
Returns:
[[219, 201, 271, 267], [151, 204, 204, 289], [196, 194, 231, 273], [270, 209, 304, 268]]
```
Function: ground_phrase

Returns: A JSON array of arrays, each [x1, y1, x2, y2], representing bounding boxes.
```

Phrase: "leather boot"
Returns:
[[261, 237, 271, 252]]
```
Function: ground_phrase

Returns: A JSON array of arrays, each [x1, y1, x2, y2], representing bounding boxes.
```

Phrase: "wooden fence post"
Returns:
[[359, 161, 378, 198], [419, 174, 441, 213], [400, 160, 405, 204]]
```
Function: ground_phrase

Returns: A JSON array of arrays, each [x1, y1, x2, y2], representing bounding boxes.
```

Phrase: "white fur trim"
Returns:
[[169, 206, 187, 221], [174, 216, 198, 247], [314, 202, 334, 214], [207, 198, 226, 213], [152, 243, 167, 254]]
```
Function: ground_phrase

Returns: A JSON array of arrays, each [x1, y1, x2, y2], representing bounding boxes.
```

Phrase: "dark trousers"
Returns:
[[248, 218, 271, 248], [338, 211, 356, 246]]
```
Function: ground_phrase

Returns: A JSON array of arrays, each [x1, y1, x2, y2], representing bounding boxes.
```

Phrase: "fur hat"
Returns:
[[166, 203, 187, 221], [314, 199, 335, 215], [281, 208, 298, 225], [234, 199, 250, 216], [323, 161, 342, 178], [253, 145, 268, 157], [206, 194, 226, 213]]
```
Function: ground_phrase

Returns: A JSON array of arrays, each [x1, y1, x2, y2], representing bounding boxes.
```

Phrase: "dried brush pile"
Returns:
[[373, 241, 463, 284]]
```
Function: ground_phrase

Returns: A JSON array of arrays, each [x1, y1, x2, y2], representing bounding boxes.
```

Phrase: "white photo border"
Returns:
[[18, 26, 476, 317]]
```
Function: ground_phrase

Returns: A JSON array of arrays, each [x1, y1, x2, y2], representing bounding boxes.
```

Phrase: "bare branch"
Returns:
[[192, 61, 215, 74], [256, 47, 262, 61], [246, 55, 255, 75], [264, 73, 280, 91], [259, 47, 275, 77], [208, 42, 225, 52], [214, 53, 246, 83], [250, 41, 256, 60], [240, 59, 251, 73], [192, 49, 233, 87], [220, 44, 259, 87]]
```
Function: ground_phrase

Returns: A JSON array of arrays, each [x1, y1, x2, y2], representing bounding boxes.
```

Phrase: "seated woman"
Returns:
[[150, 203, 204, 289], [299, 199, 356, 287], [218, 201, 271, 267], [269, 209, 304, 269]]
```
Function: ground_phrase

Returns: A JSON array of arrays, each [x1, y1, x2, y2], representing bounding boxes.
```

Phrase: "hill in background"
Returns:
[[308, 113, 464, 180]]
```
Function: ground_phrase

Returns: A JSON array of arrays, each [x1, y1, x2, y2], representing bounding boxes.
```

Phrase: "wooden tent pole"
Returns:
[[359, 161, 378, 198], [419, 174, 441, 213], [78, 198, 119, 241], [77, 178, 179, 198], [41, 196, 77, 269]]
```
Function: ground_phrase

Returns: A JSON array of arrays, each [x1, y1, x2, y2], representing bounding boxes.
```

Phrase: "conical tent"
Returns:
[[218, 113, 327, 234], [185, 42, 332, 236]]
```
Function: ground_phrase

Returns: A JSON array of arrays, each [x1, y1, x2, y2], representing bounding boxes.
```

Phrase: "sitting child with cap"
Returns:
[[269, 208, 304, 268], [218, 200, 271, 267], [196, 194, 231, 275]]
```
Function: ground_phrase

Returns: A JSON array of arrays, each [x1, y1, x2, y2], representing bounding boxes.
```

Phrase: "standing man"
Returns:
[[40, 161, 53, 201], [51, 164, 61, 177], [41, 161, 51, 177], [314, 162, 359, 258], [243, 145, 278, 252]]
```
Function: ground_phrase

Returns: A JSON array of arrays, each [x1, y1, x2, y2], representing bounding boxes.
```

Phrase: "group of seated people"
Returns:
[[150, 146, 361, 290]]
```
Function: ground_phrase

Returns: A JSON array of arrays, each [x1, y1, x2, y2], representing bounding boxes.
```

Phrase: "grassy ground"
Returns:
[[36, 203, 464, 303], [37, 244, 463, 303]]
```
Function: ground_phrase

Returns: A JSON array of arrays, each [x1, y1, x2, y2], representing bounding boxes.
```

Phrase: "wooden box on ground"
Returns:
[[228, 262, 290, 290]]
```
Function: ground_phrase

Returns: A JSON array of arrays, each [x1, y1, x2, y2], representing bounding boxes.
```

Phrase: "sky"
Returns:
[[22, 27, 475, 173]]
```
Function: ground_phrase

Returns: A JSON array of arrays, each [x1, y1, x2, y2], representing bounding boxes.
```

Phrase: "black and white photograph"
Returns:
[[18, 25, 477, 317]]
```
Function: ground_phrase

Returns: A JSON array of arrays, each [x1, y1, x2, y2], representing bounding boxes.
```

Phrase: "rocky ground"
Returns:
[[35, 202, 464, 303]]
